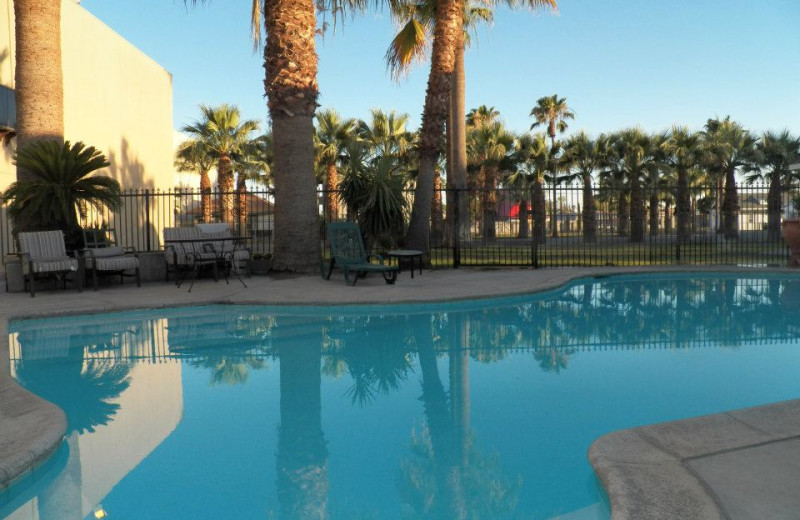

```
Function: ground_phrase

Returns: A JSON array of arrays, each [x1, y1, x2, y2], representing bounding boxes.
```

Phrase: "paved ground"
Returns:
[[1, 265, 799, 519]]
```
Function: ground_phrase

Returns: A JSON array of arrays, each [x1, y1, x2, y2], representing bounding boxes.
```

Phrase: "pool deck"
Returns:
[[2, 265, 800, 519]]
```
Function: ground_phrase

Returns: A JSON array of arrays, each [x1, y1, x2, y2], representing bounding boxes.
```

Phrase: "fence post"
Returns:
[[452, 189, 461, 268], [144, 188, 151, 251]]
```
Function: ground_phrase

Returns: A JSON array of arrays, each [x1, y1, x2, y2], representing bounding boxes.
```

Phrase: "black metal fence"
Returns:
[[0, 183, 793, 268]]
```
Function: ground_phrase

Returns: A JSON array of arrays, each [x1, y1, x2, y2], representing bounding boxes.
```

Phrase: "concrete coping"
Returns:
[[1, 265, 799, 512]]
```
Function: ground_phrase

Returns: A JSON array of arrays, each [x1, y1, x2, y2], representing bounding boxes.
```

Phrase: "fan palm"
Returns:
[[467, 121, 515, 240], [562, 132, 605, 243], [315, 109, 356, 220], [615, 128, 660, 242], [235, 133, 273, 233], [175, 138, 216, 223], [3, 140, 121, 249], [597, 133, 629, 237], [357, 108, 414, 160], [702, 117, 758, 239], [530, 94, 574, 237], [509, 133, 550, 242], [182, 104, 259, 225], [662, 126, 705, 243], [748, 130, 800, 240]]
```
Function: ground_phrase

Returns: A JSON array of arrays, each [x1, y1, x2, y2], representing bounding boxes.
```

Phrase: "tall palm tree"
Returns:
[[13, 0, 64, 184], [702, 117, 757, 239], [248, 0, 327, 272], [315, 109, 356, 220], [562, 132, 605, 243], [530, 94, 574, 237], [175, 138, 216, 223], [467, 121, 514, 240], [663, 126, 704, 243], [182, 104, 259, 225], [749, 130, 800, 240]]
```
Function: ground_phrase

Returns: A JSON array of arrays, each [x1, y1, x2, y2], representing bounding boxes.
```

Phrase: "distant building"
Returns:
[[0, 0, 174, 190]]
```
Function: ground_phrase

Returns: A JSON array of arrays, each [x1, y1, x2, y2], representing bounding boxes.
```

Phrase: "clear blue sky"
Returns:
[[81, 0, 800, 138]]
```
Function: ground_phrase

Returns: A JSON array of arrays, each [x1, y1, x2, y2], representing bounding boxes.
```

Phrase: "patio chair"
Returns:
[[82, 228, 140, 290], [322, 221, 398, 286], [17, 230, 81, 297], [197, 223, 251, 277], [163, 226, 219, 288]]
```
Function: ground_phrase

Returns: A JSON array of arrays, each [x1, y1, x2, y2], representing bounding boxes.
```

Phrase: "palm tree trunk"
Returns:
[[432, 173, 444, 243], [405, 0, 463, 254], [236, 176, 248, 234], [677, 168, 690, 242], [664, 200, 673, 234], [324, 163, 339, 220], [629, 174, 645, 242], [715, 175, 724, 233], [518, 198, 529, 239], [649, 193, 659, 236], [721, 167, 739, 239], [217, 156, 235, 224], [617, 191, 629, 236], [582, 174, 596, 243], [767, 171, 782, 241], [482, 167, 497, 240], [451, 29, 469, 241], [263, 0, 321, 272], [200, 170, 212, 223], [14, 0, 64, 175], [549, 133, 559, 238], [533, 178, 546, 244]]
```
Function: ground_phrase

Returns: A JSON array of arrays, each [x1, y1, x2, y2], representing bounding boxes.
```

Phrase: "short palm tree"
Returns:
[[510, 133, 550, 243], [702, 117, 757, 239], [315, 109, 356, 220], [235, 133, 273, 233], [357, 109, 414, 160], [616, 128, 659, 243], [175, 138, 216, 223], [2, 140, 121, 249], [562, 132, 605, 243], [530, 94, 574, 237], [597, 133, 630, 237], [467, 121, 515, 240], [182, 104, 259, 225], [662, 126, 704, 243], [748, 130, 800, 240]]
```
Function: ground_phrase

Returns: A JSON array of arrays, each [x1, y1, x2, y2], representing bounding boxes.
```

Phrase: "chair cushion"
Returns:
[[25, 257, 79, 274], [90, 256, 139, 271], [90, 246, 126, 258]]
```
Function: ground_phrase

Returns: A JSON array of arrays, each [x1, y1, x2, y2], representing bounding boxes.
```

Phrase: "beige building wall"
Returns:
[[0, 0, 174, 190]]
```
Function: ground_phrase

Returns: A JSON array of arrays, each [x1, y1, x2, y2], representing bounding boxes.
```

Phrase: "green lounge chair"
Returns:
[[322, 222, 398, 286]]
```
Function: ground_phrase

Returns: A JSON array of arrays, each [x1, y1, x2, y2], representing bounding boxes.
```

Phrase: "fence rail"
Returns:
[[0, 184, 793, 268]]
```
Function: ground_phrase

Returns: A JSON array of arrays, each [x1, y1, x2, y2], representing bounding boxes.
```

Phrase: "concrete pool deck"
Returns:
[[1, 265, 799, 519]]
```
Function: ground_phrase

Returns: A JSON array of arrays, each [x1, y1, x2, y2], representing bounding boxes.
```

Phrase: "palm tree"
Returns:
[[13, 0, 64, 184], [235, 133, 273, 233], [175, 138, 216, 223], [3, 141, 121, 249], [702, 117, 758, 239], [315, 109, 356, 220], [530, 94, 574, 237], [510, 133, 550, 243], [467, 121, 514, 240], [182, 104, 259, 225], [249, 0, 325, 272], [616, 128, 659, 243], [748, 130, 800, 240], [357, 108, 414, 160], [562, 132, 605, 243], [466, 105, 500, 128], [597, 133, 629, 237], [663, 126, 704, 243]]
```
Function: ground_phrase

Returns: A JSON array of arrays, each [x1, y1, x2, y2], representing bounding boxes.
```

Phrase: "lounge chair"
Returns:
[[322, 221, 398, 286], [17, 230, 81, 297], [82, 228, 140, 290]]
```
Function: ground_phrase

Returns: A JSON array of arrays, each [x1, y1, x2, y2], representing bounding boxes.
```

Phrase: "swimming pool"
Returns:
[[3, 272, 800, 519]]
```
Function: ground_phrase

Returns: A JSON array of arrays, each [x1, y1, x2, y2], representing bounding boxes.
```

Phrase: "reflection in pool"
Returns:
[[3, 273, 800, 519]]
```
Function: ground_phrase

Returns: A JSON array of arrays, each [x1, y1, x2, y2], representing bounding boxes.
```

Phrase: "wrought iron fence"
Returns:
[[0, 183, 793, 268]]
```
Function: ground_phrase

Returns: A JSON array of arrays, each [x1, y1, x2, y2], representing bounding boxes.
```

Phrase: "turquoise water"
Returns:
[[3, 273, 800, 519]]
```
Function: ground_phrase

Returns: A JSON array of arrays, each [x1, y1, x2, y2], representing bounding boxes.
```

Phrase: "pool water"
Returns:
[[3, 273, 800, 519]]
